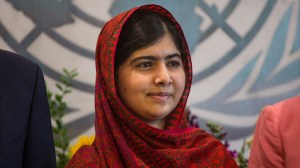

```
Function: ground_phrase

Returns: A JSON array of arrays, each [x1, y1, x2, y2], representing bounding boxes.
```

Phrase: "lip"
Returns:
[[148, 92, 171, 102]]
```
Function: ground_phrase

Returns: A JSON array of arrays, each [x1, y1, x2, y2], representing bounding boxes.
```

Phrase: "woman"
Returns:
[[67, 4, 237, 167], [249, 96, 300, 167]]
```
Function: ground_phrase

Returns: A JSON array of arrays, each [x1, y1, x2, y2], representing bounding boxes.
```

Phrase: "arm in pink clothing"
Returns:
[[249, 105, 285, 168]]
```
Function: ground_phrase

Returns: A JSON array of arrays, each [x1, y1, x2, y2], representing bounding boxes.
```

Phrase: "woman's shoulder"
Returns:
[[273, 96, 300, 110], [67, 145, 100, 168]]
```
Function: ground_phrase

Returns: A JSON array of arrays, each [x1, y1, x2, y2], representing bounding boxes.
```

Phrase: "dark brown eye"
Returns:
[[136, 61, 153, 70], [167, 60, 181, 67]]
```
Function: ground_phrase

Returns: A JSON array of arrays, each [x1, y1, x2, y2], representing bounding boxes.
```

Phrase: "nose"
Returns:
[[154, 64, 172, 86]]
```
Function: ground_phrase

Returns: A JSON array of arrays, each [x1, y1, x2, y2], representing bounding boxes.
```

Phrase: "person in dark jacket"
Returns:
[[0, 49, 56, 167]]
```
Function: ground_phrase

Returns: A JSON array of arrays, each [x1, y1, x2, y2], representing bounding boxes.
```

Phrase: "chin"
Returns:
[[149, 111, 171, 119]]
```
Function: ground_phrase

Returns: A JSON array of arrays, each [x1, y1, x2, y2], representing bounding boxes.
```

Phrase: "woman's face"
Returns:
[[117, 33, 186, 129]]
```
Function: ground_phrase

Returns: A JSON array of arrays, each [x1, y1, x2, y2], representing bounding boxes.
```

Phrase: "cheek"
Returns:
[[118, 73, 148, 95], [174, 72, 186, 92]]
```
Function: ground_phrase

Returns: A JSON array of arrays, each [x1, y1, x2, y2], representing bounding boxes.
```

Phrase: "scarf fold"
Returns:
[[67, 4, 238, 168]]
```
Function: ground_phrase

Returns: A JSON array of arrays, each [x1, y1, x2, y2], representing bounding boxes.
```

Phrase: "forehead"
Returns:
[[128, 34, 180, 59]]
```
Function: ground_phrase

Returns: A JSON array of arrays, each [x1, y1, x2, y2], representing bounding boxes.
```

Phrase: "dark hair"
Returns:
[[115, 9, 184, 70]]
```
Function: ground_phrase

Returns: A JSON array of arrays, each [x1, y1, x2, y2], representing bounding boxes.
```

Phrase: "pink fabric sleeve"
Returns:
[[249, 105, 284, 168]]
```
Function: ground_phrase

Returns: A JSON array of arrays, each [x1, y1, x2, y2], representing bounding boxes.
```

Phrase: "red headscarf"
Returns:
[[67, 4, 238, 168]]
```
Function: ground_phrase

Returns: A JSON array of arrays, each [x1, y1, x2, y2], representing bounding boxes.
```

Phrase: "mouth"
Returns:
[[147, 92, 172, 102]]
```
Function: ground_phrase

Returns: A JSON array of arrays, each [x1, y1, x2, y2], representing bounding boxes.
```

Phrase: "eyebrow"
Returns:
[[129, 53, 182, 65]]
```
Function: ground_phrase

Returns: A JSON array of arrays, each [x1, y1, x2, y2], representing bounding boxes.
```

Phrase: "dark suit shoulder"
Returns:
[[0, 49, 36, 71], [0, 50, 40, 87]]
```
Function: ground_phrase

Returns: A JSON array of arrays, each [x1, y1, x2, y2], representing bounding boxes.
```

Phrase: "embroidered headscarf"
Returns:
[[67, 4, 238, 168]]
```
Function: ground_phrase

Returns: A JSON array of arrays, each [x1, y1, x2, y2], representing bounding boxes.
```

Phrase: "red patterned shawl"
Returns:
[[66, 4, 238, 168]]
